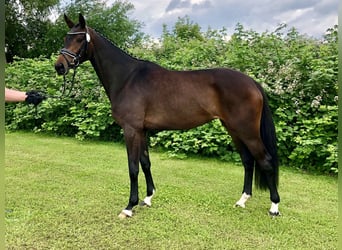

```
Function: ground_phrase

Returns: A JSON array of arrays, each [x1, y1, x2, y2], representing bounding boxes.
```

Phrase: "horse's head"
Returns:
[[55, 14, 92, 75]]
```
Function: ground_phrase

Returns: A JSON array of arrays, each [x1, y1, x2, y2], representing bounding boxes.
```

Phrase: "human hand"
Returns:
[[25, 91, 47, 105]]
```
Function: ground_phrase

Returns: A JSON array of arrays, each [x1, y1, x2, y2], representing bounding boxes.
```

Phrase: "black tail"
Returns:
[[254, 82, 279, 190]]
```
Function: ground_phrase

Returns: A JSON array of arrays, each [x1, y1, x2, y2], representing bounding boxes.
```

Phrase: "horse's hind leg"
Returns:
[[222, 119, 280, 215], [242, 137, 280, 216], [232, 137, 254, 208], [139, 133, 156, 207]]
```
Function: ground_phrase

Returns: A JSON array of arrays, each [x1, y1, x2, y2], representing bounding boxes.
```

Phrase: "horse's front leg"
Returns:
[[139, 133, 156, 207], [119, 127, 142, 219]]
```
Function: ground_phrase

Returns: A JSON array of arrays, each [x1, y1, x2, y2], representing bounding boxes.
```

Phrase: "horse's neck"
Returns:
[[89, 31, 139, 99]]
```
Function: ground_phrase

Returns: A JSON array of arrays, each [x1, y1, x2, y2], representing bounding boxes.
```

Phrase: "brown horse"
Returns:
[[55, 14, 280, 218]]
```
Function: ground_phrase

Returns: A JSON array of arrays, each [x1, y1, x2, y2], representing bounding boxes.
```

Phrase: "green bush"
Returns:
[[150, 120, 240, 162], [5, 56, 123, 142]]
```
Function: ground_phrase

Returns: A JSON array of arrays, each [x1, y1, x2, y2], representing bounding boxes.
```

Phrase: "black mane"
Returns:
[[93, 28, 141, 62]]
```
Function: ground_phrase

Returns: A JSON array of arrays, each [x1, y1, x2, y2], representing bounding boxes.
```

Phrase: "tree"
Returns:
[[172, 16, 203, 41], [5, 0, 59, 62], [5, 0, 145, 61]]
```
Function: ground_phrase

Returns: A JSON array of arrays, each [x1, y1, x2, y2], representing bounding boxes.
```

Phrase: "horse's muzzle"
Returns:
[[55, 63, 66, 75]]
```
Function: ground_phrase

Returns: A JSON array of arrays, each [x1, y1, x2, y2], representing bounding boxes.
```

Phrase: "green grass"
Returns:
[[5, 132, 337, 249]]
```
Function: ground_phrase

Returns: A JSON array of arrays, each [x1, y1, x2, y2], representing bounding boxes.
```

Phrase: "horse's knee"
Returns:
[[128, 164, 139, 179]]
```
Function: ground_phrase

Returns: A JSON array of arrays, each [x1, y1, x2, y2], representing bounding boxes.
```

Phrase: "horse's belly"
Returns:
[[144, 109, 215, 130]]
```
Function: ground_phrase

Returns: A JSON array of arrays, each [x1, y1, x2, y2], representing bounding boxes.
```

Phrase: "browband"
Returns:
[[67, 29, 91, 42]]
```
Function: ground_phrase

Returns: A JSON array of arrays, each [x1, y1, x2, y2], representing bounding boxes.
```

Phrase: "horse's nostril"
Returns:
[[55, 63, 65, 75]]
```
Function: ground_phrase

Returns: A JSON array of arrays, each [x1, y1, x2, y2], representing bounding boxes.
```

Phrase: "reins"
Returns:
[[61, 68, 77, 98], [37, 68, 78, 101], [29, 69, 78, 123], [30, 69, 78, 118]]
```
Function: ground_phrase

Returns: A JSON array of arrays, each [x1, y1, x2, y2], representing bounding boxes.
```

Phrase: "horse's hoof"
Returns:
[[118, 212, 128, 219], [269, 211, 281, 217], [269, 202, 280, 217], [139, 201, 151, 207], [234, 193, 250, 209], [234, 203, 245, 208], [118, 209, 132, 219], [140, 191, 155, 207]]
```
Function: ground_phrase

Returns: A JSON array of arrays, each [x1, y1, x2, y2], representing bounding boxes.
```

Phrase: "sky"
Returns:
[[113, 0, 339, 39]]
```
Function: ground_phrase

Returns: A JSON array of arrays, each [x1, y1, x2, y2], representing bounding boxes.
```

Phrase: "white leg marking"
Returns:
[[269, 202, 280, 216], [118, 209, 133, 219], [235, 192, 251, 208], [143, 189, 155, 207]]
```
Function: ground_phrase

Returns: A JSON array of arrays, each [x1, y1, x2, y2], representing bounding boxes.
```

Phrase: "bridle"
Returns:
[[31, 27, 92, 116], [59, 28, 91, 96], [60, 29, 91, 69]]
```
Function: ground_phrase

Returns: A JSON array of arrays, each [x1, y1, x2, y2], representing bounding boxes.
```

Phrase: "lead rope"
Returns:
[[61, 68, 77, 98], [31, 67, 78, 121]]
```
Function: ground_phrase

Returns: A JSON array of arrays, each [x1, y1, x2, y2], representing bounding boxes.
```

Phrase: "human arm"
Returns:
[[5, 88, 27, 102], [5, 88, 46, 105]]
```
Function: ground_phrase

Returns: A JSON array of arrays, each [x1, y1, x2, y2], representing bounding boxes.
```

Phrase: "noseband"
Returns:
[[60, 29, 91, 69]]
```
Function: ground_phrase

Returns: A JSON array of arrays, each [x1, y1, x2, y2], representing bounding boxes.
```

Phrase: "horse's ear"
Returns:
[[79, 13, 86, 28], [64, 14, 75, 29]]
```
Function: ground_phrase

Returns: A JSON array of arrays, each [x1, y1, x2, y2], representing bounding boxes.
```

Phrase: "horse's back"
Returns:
[[138, 64, 259, 101], [150, 67, 263, 118]]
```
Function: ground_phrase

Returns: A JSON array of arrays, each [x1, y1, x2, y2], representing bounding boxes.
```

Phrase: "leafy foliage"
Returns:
[[150, 120, 239, 162], [5, 18, 338, 174], [5, 56, 121, 142]]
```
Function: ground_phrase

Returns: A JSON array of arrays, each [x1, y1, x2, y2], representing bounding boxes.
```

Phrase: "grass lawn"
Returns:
[[5, 132, 337, 249]]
